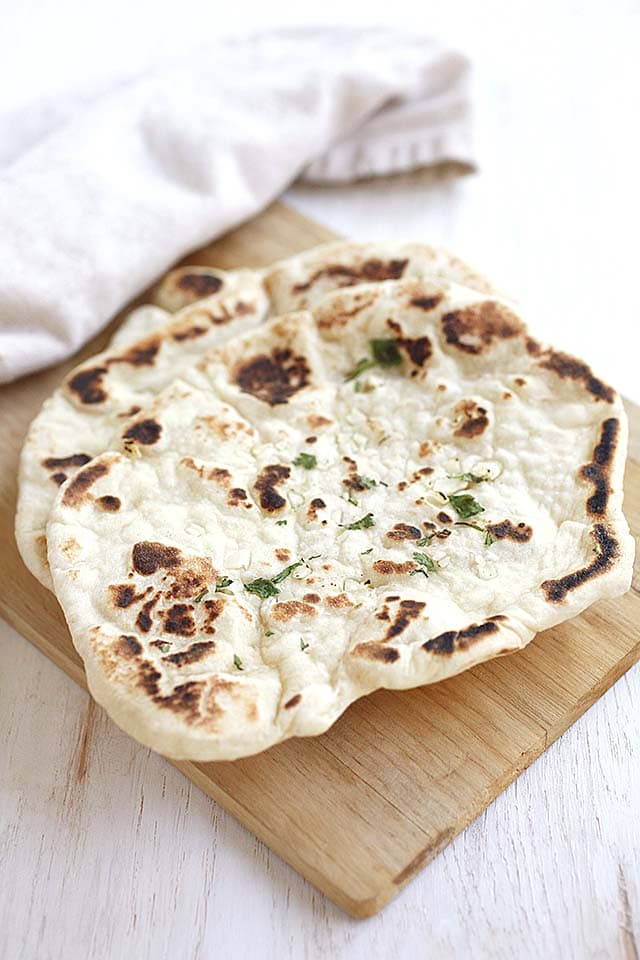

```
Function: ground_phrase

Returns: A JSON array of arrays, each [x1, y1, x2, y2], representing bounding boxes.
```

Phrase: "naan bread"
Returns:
[[264, 240, 498, 313], [108, 305, 173, 349], [152, 265, 257, 313], [46, 278, 633, 760], [17, 244, 492, 589], [16, 272, 269, 588]]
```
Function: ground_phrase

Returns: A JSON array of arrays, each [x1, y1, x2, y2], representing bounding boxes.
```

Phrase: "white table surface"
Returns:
[[1, 2, 639, 958]]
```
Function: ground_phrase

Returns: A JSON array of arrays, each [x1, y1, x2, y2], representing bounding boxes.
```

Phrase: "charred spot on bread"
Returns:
[[123, 418, 162, 445], [423, 618, 500, 655], [541, 524, 619, 602], [234, 349, 311, 405], [580, 418, 619, 515], [441, 301, 524, 355]]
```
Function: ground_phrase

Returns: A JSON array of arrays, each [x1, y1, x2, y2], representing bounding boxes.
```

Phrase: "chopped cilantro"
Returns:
[[410, 552, 437, 578], [370, 338, 402, 367], [275, 519, 288, 526], [345, 356, 376, 381], [455, 520, 495, 547], [448, 493, 485, 519], [347, 495, 358, 506], [265, 631, 274, 637], [244, 578, 280, 598], [215, 576, 233, 595], [233, 654, 244, 670], [359, 476, 388, 489], [244, 560, 303, 598], [194, 588, 208, 602], [415, 534, 435, 547], [360, 547, 373, 555], [158, 643, 171, 654], [300, 639, 310, 652], [271, 560, 304, 584], [293, 452, 317, 470], [345, 338, 402, 381], [341, 513, 375, 530], [447, 472, 490, 484]]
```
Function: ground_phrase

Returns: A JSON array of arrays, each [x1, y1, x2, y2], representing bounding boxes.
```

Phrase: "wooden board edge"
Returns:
[[173, 595, 640, 919]]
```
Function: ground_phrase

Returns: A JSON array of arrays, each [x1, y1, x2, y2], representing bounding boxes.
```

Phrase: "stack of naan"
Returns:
[[16, 243, 634, 760]]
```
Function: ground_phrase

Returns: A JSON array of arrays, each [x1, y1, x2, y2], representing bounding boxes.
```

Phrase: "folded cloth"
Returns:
[[0, 28, 475, 384]]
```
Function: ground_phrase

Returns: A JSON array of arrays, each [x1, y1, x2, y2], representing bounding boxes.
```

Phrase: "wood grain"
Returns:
[[0, 202, 638, 918]]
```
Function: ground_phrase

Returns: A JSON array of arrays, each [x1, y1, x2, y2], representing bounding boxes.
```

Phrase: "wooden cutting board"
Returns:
[[1, 202, 638, 918]]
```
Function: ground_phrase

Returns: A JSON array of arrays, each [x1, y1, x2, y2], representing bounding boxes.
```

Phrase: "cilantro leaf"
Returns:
[[341, 513, 375, 530], [345, 338, 402, 381], [359, 476, 388, 489], [447, 472, 490, 484], [215, 576, 233, 595], [271, 560, 304, 584], [370, 338, 402, 367], [300, 638, 310, 652], [244, 560, 303, 598], [244, 578, 280, 598], [275, 519, 287, 526], [293, 452, 317, 470], [410, 552, 437, 578], [233, 654, 244, 670], [448, 493, 485, 519], [345, 356, 376, 381], [194, 588, 208, 602]]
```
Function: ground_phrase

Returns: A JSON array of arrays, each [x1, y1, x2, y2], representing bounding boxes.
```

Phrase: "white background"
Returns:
[[1, 1, 639, 957]]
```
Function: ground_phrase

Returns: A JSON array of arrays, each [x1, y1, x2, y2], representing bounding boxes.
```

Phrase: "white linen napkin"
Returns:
[[0, 28, 475, 384]]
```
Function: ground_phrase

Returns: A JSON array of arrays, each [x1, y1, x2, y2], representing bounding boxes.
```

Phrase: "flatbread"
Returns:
[[46, 278, 633, 760], [264, 241, 498, 313], [17, 243, 493, 589], [108, 305, 173, 349], [16, 272, 269, 588], [152, 265, 255, 313]]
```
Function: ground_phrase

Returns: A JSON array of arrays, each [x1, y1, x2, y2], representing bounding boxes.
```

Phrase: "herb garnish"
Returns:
[[244, 578, 278, 598], [275, 519, 287, 526], [340, 513, 375, 530], [159, 643, 171, 654], [360, 547, 373, 555], [371, 338, 402, 366], [244, 560, 304, 598], [411, 552, 437, 578], [448, 472, 489, 484], [215, 576, 234, 595], [265, 631, 274, 637], [194, 588, 208, 602], [347, 495, 358, 506], [233, 654, 244, 670], [448, 493, 485, 519], [346, 356, 375, 381], [359, 476, 388, 489], [293, 452, 317, 470], [455, 520, 495, 547], [300, 639, 310, 652], [345, 338, 402, 381]]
